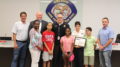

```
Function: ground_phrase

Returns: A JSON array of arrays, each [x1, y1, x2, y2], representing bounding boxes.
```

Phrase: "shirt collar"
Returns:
[[85, 35, 92, 38], [39, 20, 42, 22], [20, 21, 26, 24], [102, 26, 109, 30], [58, 22, 63, 26], [75, 30, 81, 33]]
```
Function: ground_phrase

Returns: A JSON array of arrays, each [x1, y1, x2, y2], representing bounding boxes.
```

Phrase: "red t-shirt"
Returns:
[[42, 30, 55, 51]]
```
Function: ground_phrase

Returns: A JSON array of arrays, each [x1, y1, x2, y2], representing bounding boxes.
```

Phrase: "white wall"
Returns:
[[82, 0, 120, 37], [0, 0, 120, 38], [0, 0, 82, 37], [0, 0, 40, 37], [39, 0, 82, 31]]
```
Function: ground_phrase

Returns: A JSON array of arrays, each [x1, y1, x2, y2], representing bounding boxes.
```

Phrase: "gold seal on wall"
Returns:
[[54, 0, 67, 3]]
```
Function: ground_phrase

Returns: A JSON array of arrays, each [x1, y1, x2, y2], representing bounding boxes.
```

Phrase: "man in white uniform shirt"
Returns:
[[11, 12, 29, 67]]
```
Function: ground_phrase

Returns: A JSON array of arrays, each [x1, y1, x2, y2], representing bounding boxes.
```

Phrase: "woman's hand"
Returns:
[[74, 45, 81, 48], [36, 46, 42, 50]]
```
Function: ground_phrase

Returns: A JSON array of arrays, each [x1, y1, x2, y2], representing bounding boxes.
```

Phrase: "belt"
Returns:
[[16, 40, 27, 43]]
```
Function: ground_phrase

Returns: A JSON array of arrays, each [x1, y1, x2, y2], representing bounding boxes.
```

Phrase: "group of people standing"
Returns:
[[11, 11, 114, 67]]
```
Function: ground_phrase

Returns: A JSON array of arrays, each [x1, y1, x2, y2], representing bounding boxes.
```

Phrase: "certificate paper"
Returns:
[[74, 37, 86, 47]]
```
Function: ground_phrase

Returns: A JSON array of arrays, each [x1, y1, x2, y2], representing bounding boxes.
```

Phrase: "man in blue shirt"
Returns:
[[97, 17, 114, 67]]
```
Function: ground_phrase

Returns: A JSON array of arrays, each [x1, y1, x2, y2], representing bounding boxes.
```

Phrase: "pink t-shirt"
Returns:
[[60, 35, 75, 53]]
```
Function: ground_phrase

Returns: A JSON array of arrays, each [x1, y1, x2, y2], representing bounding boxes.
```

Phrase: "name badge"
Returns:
[[57, 36, 60, 40]]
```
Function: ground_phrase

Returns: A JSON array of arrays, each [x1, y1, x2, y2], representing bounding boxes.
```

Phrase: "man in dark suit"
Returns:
[[53, 14, 69, 67], [27, 11, 48, 67], [28, 12, 48, 34]]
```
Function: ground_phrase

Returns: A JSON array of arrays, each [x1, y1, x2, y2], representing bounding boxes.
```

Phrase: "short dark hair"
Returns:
[[20, 11, 27, 17], [102, 17, 109, 22], [33, 20, 40, 25], [86, 27, 92, 31], [75, 21, 81, 27], [65, 27, 71, 35]]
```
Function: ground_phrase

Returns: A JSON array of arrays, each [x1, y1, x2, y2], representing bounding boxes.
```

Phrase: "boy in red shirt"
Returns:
[[42, 22, 55, 67]]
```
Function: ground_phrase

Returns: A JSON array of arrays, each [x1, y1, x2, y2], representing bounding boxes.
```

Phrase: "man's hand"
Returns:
[[99, 45, 105, 51], [14, 43, 18, 49], [13, 33, 18, 49]]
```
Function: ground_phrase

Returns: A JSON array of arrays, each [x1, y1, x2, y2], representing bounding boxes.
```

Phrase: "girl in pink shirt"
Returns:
[[60, 27, 74, 67]]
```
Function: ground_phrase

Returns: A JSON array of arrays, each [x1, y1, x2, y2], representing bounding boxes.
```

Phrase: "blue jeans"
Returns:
[[11, 41, 28, 67], [99, 50, 112, 67]]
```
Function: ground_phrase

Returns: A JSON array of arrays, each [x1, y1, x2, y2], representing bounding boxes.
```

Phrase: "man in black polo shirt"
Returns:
[[53, 14, 69, 67]]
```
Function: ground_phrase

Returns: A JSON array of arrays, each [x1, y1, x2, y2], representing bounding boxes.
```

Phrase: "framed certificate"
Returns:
[[74, 37, 86, 47]]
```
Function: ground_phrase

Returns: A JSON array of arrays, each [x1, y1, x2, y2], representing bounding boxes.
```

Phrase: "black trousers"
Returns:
[[73, 47, 84, 67], [53, 45, 64, 67]]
